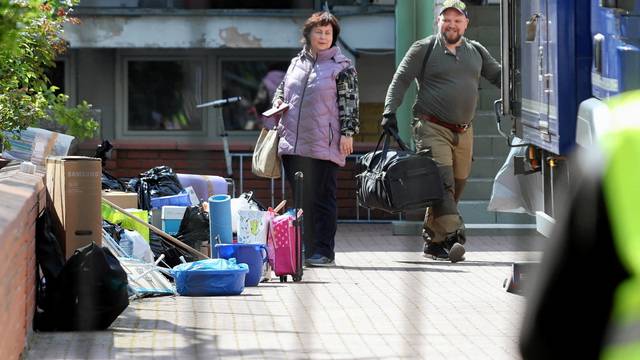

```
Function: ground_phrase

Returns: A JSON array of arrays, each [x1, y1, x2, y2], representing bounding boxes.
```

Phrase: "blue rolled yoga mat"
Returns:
[[209, 194, 233, 244]]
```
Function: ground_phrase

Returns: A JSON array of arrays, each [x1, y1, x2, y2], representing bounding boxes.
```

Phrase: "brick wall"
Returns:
[[0, 167, 45, 360]]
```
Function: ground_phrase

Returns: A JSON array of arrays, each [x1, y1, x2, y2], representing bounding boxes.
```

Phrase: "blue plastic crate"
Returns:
[[150, 192, 191, 209]]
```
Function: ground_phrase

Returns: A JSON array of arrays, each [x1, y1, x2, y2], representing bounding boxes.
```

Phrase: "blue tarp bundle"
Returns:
[[172, 258, 249, 296]]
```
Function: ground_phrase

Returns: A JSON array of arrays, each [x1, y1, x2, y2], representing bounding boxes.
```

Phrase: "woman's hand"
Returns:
[[271, 99, 284, 122], [340, 135, 353, 156]]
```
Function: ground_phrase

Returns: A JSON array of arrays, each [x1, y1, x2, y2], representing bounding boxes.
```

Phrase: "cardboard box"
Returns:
[[46, 156, 102, 259], [102, 190, 138, 209]]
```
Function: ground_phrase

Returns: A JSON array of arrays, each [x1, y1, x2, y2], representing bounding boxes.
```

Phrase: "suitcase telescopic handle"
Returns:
[[294, 171, 303, 210]]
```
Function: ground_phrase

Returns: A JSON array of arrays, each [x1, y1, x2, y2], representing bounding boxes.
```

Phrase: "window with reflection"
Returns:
[[127, 60, 204, 131], [220, 60, 289, 131]]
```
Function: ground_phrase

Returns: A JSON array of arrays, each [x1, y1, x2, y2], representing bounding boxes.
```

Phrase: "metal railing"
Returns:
[[230, 153, 402, 223]]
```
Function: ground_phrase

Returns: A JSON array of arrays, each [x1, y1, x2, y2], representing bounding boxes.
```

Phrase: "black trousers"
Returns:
[[282, 155, 338, 260]]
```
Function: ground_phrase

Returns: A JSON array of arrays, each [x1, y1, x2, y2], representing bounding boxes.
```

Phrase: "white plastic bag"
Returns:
[[229, 192, 261, 233], [237, 209, 270, 244], [122, 229, 155, 263], [488, 138, 543, 215]]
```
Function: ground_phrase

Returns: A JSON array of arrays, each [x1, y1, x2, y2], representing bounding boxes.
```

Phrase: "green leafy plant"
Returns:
[[0, 0, 98, 150]]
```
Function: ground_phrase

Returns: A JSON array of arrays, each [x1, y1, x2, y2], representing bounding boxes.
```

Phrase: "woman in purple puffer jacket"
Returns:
[[270, 11, 359, 267]]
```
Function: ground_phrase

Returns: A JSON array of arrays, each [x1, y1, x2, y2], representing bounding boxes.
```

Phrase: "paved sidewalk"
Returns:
[[26, 224, 542, 360]]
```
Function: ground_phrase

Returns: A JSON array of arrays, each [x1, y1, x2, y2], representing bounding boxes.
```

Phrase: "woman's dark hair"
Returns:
[[302, 11, 340, 48]]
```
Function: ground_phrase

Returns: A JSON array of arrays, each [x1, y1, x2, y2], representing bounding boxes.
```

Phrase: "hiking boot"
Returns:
[[447, 243, 466, 263], [305, 254, 335, 267], [423, 242, 449, 260], [443, 231, 466, 263], [456, 227, 467, 245]]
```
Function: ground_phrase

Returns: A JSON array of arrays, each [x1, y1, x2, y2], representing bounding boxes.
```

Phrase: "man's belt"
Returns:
[[417, 114, 470, 133]]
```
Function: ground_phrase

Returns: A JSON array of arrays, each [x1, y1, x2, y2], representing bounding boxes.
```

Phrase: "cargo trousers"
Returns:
[[411, 117, 473, 244]]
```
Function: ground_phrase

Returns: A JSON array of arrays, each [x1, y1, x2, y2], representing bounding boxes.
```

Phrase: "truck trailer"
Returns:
[[496, 0, 640, 236]]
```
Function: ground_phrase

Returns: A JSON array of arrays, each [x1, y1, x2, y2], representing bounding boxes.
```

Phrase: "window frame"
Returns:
[[216, 51, 294, 137], [116, 50, 211, 139], [50, 53, 77, 106], [115, 49, 295, 141]]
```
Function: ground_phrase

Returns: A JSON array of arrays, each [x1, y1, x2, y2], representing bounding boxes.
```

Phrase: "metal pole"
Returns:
[[395, 0, 435, 146], [218, 108, 233, 177]]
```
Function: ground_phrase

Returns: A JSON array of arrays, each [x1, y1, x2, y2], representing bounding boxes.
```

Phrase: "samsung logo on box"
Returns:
[[67, 171, 100, 177]]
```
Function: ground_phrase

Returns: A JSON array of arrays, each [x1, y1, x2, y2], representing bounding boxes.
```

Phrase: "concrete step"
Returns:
[[474, 135, 510, 157], [460, 200, 536, 225], [389, 199, 535, 230], [391, 201, 534, 235], [478, 87, 501, 111], [460, 200, 496, 223], [460, 178, 493, 201], [473, 111, 502, 136], [470, 156, 503, 178]]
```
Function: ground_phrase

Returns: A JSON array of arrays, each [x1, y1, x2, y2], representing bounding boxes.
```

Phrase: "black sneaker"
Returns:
[[423, 242, 449, 260]]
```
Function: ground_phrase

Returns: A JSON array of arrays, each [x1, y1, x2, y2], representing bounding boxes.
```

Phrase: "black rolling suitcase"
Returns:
[[269, 171, 304, 282]]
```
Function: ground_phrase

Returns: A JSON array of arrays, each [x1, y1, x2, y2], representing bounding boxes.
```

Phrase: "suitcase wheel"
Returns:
[[292, 274, 302, 282], [279, 276, 287, 283]]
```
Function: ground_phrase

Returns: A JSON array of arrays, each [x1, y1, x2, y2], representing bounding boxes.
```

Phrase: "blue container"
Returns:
[[215, 243, 267, 286], [150, 192, 191, 209], [208, 194, 233, 244], [172, 259, 249, 296]]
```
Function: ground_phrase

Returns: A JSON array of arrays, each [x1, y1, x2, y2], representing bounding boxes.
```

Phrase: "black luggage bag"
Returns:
[[356, 128, 443, 213]]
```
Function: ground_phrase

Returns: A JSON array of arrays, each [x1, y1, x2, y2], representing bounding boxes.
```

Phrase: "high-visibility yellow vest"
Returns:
[[599, 90, 640, 360]]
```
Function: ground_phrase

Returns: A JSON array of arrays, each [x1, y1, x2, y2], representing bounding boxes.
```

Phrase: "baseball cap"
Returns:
[[440, 0, 468, 18]]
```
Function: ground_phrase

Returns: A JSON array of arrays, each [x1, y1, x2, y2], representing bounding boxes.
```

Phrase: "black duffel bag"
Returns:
[[356, 128, 443, 213]]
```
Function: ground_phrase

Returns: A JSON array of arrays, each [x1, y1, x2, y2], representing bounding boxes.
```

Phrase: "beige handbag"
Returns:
[[252, 128, 281, 179]]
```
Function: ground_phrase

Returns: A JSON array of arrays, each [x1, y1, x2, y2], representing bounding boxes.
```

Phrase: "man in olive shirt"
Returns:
[[382, 0, 501, 262]]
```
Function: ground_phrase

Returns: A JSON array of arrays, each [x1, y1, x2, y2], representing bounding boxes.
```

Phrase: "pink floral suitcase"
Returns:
[[268, 213, 300, 279], [267, 171, 303, 282]]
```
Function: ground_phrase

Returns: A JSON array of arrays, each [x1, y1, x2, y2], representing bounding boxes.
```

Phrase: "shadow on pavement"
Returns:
[[334, 264, 464, 273], [396, 260, 520, 267]]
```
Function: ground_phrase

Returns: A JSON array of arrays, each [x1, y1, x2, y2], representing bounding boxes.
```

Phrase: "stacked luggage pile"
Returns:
[[34, 141, 305, 332]]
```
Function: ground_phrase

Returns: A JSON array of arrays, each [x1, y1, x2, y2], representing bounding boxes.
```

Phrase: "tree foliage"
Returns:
[[0, 0, 98, 150]]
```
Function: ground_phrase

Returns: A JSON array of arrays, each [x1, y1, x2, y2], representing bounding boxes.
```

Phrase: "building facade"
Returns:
[[59, 0, 527, 225]]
